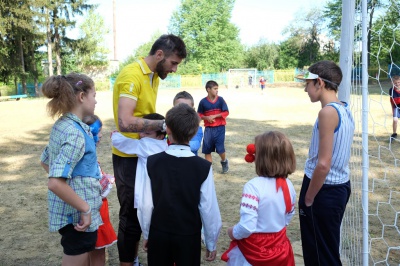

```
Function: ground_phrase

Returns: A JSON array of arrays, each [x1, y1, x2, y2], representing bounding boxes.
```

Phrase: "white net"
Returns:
[[342, 1, 400, 265], [227, 68, 257, 89]]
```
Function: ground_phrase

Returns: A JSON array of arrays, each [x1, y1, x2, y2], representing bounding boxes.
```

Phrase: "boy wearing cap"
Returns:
[[296, 60, 355, 266]]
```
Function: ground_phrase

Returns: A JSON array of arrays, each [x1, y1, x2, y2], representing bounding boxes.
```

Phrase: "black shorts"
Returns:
[[58, 224, 97, 255]]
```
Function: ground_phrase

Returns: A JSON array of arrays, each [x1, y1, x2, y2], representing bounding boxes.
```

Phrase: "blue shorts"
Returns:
[[393, 108, 400, 118], [202, 126, 226, 154]]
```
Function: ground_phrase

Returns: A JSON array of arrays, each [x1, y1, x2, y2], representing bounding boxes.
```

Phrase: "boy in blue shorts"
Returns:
[[197, 80, 230, 173]]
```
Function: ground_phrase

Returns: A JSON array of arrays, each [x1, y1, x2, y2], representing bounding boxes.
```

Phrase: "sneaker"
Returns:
[[391, 133, 397, 139], [221, 159, 229, 173]]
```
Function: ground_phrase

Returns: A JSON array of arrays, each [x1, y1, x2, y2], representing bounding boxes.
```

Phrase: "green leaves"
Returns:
[[169, 0, 243, 73]]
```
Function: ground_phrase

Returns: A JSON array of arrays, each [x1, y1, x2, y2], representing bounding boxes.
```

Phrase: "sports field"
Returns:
[[1, 82, 390, 265]]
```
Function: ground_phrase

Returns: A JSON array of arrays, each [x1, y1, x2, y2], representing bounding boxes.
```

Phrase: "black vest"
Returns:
[[147, 152, 211, 235]]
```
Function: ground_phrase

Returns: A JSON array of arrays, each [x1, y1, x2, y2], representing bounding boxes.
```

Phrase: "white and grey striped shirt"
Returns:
[[304, 102, 355, 185]]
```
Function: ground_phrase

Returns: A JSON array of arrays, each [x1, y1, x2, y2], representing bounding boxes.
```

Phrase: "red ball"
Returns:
[[245, 153, 255, 163], [246, 144, 256, 154]]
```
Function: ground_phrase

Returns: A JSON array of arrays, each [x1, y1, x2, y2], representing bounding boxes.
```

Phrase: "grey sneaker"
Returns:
[[221, 159, 229, 173]]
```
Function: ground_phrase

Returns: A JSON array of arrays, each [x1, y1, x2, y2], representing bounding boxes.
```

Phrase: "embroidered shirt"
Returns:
[[232, 176, 296, 240]]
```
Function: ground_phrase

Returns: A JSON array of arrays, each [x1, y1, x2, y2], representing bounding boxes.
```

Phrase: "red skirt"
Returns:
[[95, 198, 117, 249], [221, 228, 294, 266]]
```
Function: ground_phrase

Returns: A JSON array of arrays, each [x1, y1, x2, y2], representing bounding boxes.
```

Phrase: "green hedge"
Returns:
[[274, 70, 295, 82], [0, 84, 16, 96]]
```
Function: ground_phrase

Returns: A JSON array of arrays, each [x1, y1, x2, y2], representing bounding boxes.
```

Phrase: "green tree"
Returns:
[[169, 0, 244, 73], [46, 0, 94, 75], [277, 37, 302, 69], [283, 7, 324, 68], [73, 9, 110, 70], [324, 0, 384, 66], [244, 39, 279, 70], [369, 1, 400, 68], [0, 0, 46, 94]]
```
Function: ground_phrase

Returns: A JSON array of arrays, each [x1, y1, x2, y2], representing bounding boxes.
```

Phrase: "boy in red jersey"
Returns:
[[389, 75, 400, 140], [197, 80, 230, 173]]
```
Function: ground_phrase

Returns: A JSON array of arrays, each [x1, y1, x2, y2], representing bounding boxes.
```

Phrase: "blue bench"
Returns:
[[0, 94, 28, 101]]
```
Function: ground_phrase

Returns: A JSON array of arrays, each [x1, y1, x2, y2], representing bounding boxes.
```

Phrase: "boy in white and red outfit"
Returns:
[[110, 113, 168, 232]]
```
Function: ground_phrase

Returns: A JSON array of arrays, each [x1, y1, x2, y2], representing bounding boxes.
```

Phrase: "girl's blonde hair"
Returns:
[[255, 131, 296, 178], [42, 73, 94, 118]]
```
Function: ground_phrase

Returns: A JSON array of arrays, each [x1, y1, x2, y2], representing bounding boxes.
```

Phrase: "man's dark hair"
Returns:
[[149, 34, 187, 59]]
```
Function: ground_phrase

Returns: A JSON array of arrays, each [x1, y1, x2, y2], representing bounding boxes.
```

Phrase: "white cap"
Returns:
[[295, 71, 319, 80], [295, 71, 339, 87]]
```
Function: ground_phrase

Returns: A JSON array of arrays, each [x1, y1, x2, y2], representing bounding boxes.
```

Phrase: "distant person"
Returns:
[[197, 80, 230, 173], [112, 34, 186, 266], [389, 75, 400, 140], [110, 113, 168, 232], [259, 76, 266, 92], [296, 60, 355, 266], [248, 75, 253, 87], [221, 131, 297, 265], [83, 114, 118, 266], [173, 91, 203, 155], [141, 104, 222, 265], [40, 73, 102, 265]]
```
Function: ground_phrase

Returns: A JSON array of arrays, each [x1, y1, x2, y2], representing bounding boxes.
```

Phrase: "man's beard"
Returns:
[[155, 59, 168, 80]]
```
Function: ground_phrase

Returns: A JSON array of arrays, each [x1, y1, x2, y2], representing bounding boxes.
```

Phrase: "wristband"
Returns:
[[161, 119, 166, 132], [82, 206, 91, 215]]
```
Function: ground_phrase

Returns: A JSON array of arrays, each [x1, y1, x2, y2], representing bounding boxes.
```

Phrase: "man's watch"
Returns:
[[162, 119, 166, 132]]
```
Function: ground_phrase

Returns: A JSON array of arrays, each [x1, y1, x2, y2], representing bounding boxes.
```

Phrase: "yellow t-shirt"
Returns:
[[112, 57, 160, 157]]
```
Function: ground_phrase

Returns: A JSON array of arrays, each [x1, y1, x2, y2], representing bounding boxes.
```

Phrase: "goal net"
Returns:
[[341, 1, 400, 265], [227, 68, 257, 89]]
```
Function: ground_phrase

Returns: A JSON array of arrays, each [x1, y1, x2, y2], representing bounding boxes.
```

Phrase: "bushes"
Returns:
[[0, 84, 16, 96]]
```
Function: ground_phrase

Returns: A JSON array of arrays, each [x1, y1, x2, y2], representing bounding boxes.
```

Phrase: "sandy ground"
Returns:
[[0, 84, 324, 265]]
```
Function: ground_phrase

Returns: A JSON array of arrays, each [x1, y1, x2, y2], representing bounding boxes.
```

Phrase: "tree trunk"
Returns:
[[31, 46, 39, 96], [18, 35, 27, 94], [54, 27, 61, 75], [55, 38, 61, 75], [53, 6, 61, 76], [46, 8, 53, 76]]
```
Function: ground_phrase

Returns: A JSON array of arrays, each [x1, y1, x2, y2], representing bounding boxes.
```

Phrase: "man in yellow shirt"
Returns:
[[112, 34, 186, 266]]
